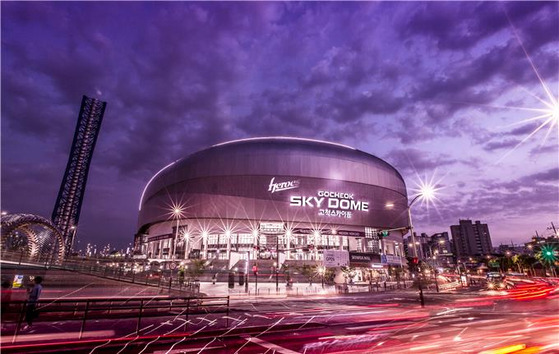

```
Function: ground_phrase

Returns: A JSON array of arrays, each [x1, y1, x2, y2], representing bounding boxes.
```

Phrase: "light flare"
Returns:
[[409, 170, 447, 209], [493, 13, 559, 162]]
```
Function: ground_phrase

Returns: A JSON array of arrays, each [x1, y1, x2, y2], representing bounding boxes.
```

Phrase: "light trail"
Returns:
[[40, 283, 93, 309]]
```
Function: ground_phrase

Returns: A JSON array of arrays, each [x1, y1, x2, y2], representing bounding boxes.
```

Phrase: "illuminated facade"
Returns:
[[135, 137, 410, 266]]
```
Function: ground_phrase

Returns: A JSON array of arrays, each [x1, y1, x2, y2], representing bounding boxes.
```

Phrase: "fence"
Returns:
[[2, 295, 229, 344]]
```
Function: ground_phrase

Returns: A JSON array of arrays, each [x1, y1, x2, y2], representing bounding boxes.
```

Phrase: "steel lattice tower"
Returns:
[[52, 95, 107, 256]]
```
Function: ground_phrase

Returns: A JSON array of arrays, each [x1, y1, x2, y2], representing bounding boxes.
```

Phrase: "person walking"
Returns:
[[23, 276, 43, 331], [1, 280, 13, 330]]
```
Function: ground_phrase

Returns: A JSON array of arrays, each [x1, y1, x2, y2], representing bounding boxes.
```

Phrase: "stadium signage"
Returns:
[[290, 190, 369, 219], [268, 177, 300, 193]]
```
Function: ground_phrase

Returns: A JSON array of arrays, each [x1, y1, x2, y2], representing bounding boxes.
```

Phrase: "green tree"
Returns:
[[537, 245, 557, 276], [185, 259, 206, 280], [297, 264, 318, 285], [324, 268, 336, 284], [340, 266, 356, 283]]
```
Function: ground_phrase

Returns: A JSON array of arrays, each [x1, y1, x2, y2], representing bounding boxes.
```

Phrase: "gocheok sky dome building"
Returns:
[[135, 137, 410, 268]]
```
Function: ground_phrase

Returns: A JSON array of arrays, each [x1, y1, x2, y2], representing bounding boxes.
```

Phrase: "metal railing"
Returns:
[[2, 295, 229, 344]]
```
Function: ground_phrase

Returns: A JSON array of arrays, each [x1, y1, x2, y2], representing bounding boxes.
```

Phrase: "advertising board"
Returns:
[[349, 252, 381, 267], [323, 250, 349, 267]]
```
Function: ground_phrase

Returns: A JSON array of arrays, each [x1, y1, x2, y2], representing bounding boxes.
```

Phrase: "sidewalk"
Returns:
[[198, 280, 410, 299]]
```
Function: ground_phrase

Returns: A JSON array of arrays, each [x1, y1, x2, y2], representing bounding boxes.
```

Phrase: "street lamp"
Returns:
[[183, 232, 190, 260], [405, 180, 440, 258], [431, 254, 440, 293], [318, 266, 326, 288], [276, 234, 280, 292], [172, 208, 181, 260], [252, 229, 259, 294]]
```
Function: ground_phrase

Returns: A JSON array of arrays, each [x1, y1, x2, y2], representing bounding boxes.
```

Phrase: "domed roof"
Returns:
[[140, 137, 406, 209]]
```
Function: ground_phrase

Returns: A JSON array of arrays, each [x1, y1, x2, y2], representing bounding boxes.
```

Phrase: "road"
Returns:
[[2, 277, 558, 353], [3, 280, 559, 353]]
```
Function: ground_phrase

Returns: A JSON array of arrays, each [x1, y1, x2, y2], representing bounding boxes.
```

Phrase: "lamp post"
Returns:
[[276, 235, 280, 292], [252, 229, 259, 294], [172, 208, 181, 260], [183, 232, 190, 260], [405, 183, 438, 258], [245, 251, 249, 293], [431, 253, 440, 293], [319, 266, 325, 288], [407, 198, 420, 258], [395, 243, 404, 287], [399, 182, 439, 306]]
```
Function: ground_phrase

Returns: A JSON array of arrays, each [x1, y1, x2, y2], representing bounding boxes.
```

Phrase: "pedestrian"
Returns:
[[1, 280, 13, 330], [178, 268, 185, 286], [23, 276, 43, 330]]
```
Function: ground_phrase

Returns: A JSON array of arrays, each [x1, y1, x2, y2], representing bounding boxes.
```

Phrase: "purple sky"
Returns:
[[2, 2, 558, 251]]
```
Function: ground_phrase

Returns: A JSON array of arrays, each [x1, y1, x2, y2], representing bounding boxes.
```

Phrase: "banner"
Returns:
[[349, 252, 381, 267], [229, 252, 243, 270], [381, 254, 402, 265], [323, 250, 349, 267]]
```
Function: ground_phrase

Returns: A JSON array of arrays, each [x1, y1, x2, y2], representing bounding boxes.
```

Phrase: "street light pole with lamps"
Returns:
[[387, 181, 440, 307], [406, 180, 439, 258], [172, 208, 181, 260]]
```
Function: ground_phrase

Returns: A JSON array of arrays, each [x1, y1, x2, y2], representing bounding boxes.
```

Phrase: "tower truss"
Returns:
[[52, 95, 106, 256]]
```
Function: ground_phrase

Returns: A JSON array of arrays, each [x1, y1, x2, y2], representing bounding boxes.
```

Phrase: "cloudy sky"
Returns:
[[2, 2, 558, 251]]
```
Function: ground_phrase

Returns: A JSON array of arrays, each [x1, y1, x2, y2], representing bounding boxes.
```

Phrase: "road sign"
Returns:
[[12, 274, 24, 288]]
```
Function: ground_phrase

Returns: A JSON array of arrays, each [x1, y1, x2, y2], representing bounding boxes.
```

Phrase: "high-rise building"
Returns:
[[52, 96, 106, 256], [450, 220, 493, 259]]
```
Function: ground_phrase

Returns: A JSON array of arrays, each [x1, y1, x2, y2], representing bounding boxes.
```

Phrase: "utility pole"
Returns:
[[245, 251, 249, 293], [276, 235, 279, 292], [418, 269, 425, 307], [548, 222, 558, 237]]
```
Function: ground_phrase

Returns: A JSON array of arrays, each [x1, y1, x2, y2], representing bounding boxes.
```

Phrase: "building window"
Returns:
[[208, 235, 218, 245], [328, 235, 340, 246], [238, 234, 253, 244]]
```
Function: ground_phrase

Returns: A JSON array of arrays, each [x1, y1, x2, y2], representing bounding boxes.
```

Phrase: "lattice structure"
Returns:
[[1, 213, 65, 264], [52, 96, 106, 256]]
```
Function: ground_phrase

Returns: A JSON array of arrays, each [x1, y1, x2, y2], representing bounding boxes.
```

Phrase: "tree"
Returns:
[[340, 266, 356, 283], [185, 259, 206, 280], [297, 264, 318, 285], [537, 244, 558, 276], [324, 268, 336, 284]]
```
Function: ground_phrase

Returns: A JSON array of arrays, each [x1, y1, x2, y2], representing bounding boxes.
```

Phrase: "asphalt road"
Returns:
[[3, 281, 558, 354]]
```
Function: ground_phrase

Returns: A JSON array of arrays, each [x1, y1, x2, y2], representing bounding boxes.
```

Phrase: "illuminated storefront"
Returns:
[[135, 137, 409, 267]]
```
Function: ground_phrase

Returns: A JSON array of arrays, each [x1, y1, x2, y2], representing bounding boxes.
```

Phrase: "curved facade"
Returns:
[[1, 213, 65, 264], [136, 137, 409, 265]]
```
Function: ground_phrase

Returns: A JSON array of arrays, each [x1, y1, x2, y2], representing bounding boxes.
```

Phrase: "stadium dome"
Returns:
[[136, 137, 409, 264]]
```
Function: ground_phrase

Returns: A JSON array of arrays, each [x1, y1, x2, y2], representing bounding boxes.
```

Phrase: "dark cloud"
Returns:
[[509, 124, 539, 136], [519, 167, 559, 184], [1, 2, 556, 249], [480, 122, 547, 151], [529, 144, 559, 158], [413, 168, 559, 230], [401, 2, 555, 51], [483, 138, 521, 151], [385, 148, 458, 175]]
